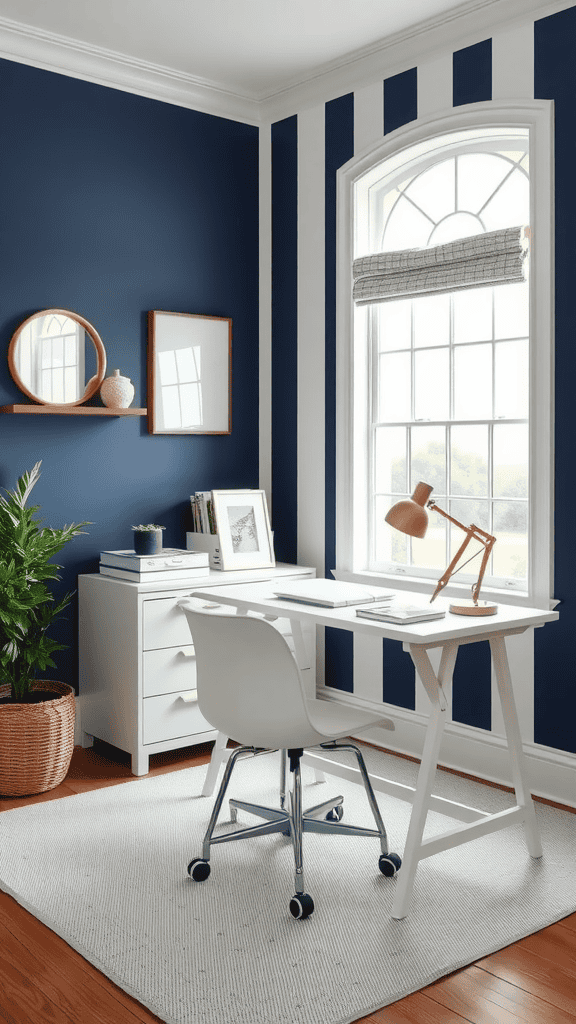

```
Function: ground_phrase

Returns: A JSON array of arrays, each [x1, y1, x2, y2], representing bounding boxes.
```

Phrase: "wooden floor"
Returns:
[[0, 740, 575, 1024]]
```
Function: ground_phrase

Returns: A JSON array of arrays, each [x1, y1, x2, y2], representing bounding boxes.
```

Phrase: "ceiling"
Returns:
[[0, 0, 521, 101]]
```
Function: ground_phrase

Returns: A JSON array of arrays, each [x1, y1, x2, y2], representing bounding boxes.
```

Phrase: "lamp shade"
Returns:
[[384, 482, 433, 539]]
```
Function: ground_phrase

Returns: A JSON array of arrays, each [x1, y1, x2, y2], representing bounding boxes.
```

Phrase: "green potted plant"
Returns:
[[131, 523, 165, 555], [0, 461, 89, 796]]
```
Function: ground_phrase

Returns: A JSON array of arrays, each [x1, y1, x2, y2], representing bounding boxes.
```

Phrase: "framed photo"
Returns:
[[212, 489, 275, 570], [147, 311, 232, 434]]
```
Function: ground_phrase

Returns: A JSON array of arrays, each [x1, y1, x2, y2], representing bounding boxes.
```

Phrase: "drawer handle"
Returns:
[[179, 690, 198, 703], [177, 649, 195, 658], [177, 598, 220, 609]]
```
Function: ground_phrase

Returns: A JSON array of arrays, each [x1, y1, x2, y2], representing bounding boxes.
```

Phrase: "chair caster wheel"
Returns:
[[188, 858, 211, 881], [325, 804, 343, 822], [289, 893, 314, 919], [379, 852, 402, 877]]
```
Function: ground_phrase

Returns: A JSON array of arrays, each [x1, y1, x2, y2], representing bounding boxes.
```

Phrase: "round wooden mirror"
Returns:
[[8, 309, 107, 406]]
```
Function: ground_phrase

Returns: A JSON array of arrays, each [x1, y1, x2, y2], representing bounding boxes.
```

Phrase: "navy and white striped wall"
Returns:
[[269, 6, 576, 761]]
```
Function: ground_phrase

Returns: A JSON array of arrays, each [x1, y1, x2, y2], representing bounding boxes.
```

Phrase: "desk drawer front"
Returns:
[[143, 595, 309, 648], [143, 691, 212, 744], [142, 646, 196, 698], [143, 596, 195, 650]]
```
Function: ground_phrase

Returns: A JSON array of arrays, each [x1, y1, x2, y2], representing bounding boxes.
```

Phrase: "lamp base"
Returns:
[[449, 600, 498, 616]]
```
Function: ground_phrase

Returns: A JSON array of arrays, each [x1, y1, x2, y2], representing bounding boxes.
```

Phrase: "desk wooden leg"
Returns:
[[490, 636, 542, 859]]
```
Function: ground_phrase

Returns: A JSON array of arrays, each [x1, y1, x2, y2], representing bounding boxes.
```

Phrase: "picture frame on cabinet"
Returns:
[[147, 311, 232, 434], [211, 489, 275, 570]]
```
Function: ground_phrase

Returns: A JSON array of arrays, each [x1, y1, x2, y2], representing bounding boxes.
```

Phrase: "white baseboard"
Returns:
[[318, 686, 576, 809], [75, 685, 575, 809]]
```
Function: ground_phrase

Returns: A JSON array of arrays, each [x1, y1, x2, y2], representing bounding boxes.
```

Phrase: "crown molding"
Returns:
[[0, 0, 572, 127], [0, 15, 260, 125], [260, 0, 574, 122]]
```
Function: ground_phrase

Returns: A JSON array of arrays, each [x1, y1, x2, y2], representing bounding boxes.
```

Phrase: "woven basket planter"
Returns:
[[0, 680, 76, 797]]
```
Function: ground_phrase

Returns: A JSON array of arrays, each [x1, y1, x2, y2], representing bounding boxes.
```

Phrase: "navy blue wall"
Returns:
[[324, 93, 355, 693], [271, 115, 298, 565], [384, 68, 418, 135], [453, 39, 492, 105], [0, 59, 259, 691], [534, 6, 576, 754]]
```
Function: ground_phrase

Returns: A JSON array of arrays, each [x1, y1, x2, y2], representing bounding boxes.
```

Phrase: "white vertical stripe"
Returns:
[[259, 122, 272, 508], [353, 81, 383, 155], [297, 105, 326, 686], [492, 21, 535, 100], [417, 53, 453, 118], [352, 82, 385, 701], [297, 107, 325, 571]]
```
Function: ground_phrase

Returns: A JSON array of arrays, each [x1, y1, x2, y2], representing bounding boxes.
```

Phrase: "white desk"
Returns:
[[189, 581, 558, 919]]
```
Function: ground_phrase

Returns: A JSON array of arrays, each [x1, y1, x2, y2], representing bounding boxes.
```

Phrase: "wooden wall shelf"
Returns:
[[0, 404, 147, 416]]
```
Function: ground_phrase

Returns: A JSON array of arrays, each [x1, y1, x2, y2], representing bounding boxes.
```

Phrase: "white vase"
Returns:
[[100, 369, 135, 409]]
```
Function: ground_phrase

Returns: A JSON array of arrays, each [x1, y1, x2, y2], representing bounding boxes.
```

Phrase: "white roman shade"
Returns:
[[352, 225, 529, 306]]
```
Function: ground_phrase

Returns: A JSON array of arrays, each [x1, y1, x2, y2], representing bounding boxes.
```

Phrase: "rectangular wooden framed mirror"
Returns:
[[147, 311, 232, 434]]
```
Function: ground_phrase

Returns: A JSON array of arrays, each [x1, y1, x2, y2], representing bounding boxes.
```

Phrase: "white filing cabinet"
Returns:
[[78, 563, 316, 775]]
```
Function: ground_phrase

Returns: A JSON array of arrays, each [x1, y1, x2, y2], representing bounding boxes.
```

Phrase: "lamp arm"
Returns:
[[429, 528, 476, 603], [471, 535, 496, 604], [427, 502, 496, 605]]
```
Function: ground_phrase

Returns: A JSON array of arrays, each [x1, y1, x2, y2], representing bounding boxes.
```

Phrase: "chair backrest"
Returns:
[[178, 602, 318, 748]]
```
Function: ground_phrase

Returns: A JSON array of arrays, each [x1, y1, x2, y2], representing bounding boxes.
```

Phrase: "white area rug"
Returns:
[[1, 745, 575, 1024]]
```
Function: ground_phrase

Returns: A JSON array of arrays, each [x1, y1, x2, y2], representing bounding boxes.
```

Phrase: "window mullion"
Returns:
[[447, 293, 454, 567], [407, 423, 413, 567], [490, 287, 496, 543], [369, 306, 378, 567]]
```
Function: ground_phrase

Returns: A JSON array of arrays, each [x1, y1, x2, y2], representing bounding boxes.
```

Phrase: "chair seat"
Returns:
[[306, 697, 394, 743]]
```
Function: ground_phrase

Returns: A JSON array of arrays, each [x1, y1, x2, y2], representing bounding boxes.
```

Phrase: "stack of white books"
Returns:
[[99, 548, 210, 583]]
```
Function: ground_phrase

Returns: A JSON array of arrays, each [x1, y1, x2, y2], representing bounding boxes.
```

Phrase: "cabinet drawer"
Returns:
[[142, 645, 196, 698], [143, 594, 315, 669], [143, 596, 196, 651], [143, 691, 213, 745]]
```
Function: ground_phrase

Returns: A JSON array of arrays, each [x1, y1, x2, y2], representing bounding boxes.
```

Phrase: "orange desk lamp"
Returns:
[[385, 482, 498, 616]]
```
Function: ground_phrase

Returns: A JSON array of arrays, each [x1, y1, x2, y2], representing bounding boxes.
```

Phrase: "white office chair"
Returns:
[[178, 600, 402, 919]]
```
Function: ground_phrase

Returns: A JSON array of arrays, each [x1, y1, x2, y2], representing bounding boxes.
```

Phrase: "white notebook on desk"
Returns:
[[273, 579, 395, 608], [357, 602, 445, 624]]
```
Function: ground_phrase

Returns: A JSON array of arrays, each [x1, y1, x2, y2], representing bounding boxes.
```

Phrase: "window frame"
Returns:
[[335, 100, 555, 608]]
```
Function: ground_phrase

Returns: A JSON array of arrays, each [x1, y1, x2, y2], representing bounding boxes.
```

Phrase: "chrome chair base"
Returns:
[[188, 741, 402, 918]]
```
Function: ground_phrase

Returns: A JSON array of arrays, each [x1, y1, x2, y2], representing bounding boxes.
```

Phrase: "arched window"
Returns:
[[336, 102, 554, 606], [378, 149, 529, 250]]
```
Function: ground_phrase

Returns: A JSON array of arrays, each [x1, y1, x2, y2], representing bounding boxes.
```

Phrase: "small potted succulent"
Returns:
[[0, 461, 89, 796], [131, 523, 166, 555]]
